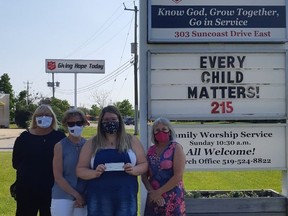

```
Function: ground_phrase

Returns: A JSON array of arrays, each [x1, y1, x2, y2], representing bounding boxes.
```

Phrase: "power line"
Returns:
[[56, 57, 133, 95], [64, 4, 124, 58], [54, 1, 139, 105], [124, 1, 139, 135], [83, 21, 132, 58], [119, 13, 134, 66]]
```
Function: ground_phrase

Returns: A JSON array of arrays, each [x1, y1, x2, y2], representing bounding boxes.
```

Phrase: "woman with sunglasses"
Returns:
[[141, 117, 186, 216], [51, 108, 88, 216], [76, 105, 148, 216]]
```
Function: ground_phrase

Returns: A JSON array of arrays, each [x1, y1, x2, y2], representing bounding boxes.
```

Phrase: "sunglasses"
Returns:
[[67, 121, 84, 127]]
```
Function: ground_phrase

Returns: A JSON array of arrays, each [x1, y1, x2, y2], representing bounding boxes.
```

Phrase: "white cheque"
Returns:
[[105, 162, 125, 171]]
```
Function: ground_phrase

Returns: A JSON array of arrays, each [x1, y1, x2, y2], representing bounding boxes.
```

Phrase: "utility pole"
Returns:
[[47, 73, 60, 98], [124, 2, 139, 135], [23, 81, 33, 105]]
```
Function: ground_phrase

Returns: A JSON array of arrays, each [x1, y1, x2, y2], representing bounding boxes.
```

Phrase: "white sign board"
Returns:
[[45, 59, 105, 73], [0, 94, 9, 128], [148, 52, 286, 120], [172, 124, 286, 170], [148, 0, 286, 43]]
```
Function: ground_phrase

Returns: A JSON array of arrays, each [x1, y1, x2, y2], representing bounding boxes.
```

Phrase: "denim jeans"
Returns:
[[87, 192, 137, 216]]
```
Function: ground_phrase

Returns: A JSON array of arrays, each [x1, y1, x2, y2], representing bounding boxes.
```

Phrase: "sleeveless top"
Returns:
[[52, 137, 87, 200], [87, 148, 138, 198], [144, 142, 186, 216]]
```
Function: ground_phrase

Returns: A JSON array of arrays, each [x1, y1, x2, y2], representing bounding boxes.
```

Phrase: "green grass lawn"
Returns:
[[0, 126, 283, 216], [0, 150, 282, 216]]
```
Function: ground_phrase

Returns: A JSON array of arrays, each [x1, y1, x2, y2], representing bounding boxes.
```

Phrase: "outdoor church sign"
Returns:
[[175, 124, 286, 170], [148, 51, 286, 120], [148, 0, 286, 43]]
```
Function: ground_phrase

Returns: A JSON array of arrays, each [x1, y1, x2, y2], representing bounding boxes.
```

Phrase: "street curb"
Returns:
[[0, 137, 15, 140]]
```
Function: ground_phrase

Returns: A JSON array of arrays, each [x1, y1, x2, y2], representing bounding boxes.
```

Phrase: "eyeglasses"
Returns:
[[154, 128, 170, 134], [67, 121, 84, 127]]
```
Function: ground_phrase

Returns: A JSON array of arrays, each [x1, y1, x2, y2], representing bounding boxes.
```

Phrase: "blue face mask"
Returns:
[[101, 121, 120, 134]]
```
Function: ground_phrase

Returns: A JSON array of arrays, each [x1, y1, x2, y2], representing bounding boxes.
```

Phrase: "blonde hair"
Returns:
[[30, 104, 58, 130], [91, 105, 131, 155]]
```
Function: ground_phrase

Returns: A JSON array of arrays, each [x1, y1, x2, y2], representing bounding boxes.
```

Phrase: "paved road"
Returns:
[[0, 125, 136, 151], [0, 129, 25, 151], [0, 137, 16, 151]]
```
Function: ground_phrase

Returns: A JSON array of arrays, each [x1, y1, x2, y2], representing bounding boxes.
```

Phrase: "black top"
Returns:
[[12, 130, 66, 192]]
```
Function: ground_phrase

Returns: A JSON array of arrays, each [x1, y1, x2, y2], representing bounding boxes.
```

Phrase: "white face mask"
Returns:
[[36, 116, 53, 128], [68, 126, 84, 137]]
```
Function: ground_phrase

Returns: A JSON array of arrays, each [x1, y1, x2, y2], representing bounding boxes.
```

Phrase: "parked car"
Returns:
[[124, 117, 134, 125]]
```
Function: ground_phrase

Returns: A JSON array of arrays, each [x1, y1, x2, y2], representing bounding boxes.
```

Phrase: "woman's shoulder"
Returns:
[[53, 129, 66, 137], [170, 141, 180, 146], [129, 135, 143, 149], [169, 141, 183, 150], [147, 144, 156, 152], [81, 137, 87, 143], [15, 130, 30, 141], [83, 137, 94, 150]]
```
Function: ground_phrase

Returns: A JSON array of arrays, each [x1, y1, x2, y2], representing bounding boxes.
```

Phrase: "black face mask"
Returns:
[[101, 121, 120, 134]]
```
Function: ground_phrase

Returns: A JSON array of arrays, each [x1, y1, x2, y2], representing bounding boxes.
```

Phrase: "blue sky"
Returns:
[[0, 0, 138, 108]]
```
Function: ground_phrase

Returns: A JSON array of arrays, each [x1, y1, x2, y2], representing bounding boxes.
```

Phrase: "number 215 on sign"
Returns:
[[211, 101, 234, 114]]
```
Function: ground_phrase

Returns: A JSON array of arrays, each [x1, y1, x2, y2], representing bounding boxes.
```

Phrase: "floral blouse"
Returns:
[[144, 142, 186, 216]]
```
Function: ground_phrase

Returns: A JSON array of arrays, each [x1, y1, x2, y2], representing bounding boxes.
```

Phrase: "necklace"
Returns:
[[155, 145, 166, 157]]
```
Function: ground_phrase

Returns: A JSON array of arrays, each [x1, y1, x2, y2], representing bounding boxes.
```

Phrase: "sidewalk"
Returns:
[[0, 128, 25, 150], [0, 128, 25, 140]]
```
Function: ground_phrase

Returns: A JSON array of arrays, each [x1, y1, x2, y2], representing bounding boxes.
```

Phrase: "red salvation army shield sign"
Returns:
[[47, 61, 56, 71]]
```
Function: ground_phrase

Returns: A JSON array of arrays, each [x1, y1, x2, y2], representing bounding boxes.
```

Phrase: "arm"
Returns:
[[124, 136, 148, 176], [12, 134, 25, 169], [76, 139, 105, 180], [141, 170, 154, 191], [53, 142, 84, 206], [141, 147, 154, 191], [148, 143, 186, 201]]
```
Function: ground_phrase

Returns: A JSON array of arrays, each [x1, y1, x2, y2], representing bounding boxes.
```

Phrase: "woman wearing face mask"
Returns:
[[76, 105, 148, 216], [12, 104, 66, 216], [51, 108, 88, 216], [141, 117, 186, 216]]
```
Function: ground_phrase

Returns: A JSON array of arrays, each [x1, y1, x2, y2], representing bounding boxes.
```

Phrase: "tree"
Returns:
[[0, 73, 15, 121], [14, 90, 38, 128], [14, 103, 37, 128], [15, 90, 27, 109], [114, 99, 133, 118], [14, 96, 70, 129], [91, 90, 110, 109], [78, 107, 90, 115], [39, 97, 70, 124], [90, 104, 101, 118]]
